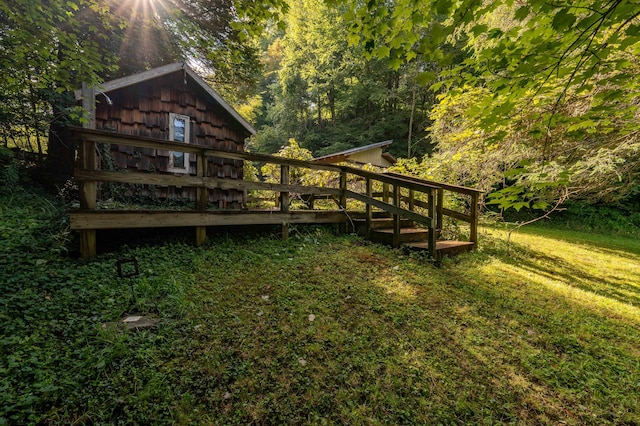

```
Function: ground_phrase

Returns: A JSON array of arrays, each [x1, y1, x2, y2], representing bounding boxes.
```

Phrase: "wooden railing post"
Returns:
[[281, 164, 290, 240], [79, 83, 97, 258], [382, 182, 390, 204], [338, 170, 347, 233], [392, 184, 401, 248], [470, 192, 479, 249], [408, 189, 415, 211], [365, 177, 372, 239], [436, 188, 444, 238], [428, 189, 437, 259], [79, 138, 97, 258], [195, 150, 207, 246]]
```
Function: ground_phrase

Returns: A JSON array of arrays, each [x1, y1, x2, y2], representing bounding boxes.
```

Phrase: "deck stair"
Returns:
[[409, 240, 476, 257], [370, 226, 431, 245], [352, 213, 475, 258]]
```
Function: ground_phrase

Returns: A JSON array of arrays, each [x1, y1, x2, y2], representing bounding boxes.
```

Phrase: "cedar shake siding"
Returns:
[[90, 66, 254, 209]]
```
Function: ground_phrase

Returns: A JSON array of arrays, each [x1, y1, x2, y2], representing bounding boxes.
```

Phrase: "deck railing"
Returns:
[[384, 172, 482, 246], [71, 128, 481, 258]]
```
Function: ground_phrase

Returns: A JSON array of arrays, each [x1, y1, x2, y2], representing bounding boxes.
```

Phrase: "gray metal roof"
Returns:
[[313, 140, 394, 163]]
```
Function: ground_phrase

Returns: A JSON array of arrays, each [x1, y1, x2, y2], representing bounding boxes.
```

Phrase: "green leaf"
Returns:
[[512, 201, 529, 212], [626, 24, 640, 36], [347, 33, 360, 45], [552, 9, 576, 30], [504, 168, 526, 178], [430, 81, 444, 92], [488, 29, 504, 39], [567, 120, 597, 132], [471, 24, 487, 36], [389, 57, 403, 70], [532, 201, 550, 210], [416, 72, 436, 85], [436, 0, 452, 14], [515, 6, 530, 21], [376, 45, 391, 58]]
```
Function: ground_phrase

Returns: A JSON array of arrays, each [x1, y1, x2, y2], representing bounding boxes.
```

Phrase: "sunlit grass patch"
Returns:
[[483, 226, 640, 323]]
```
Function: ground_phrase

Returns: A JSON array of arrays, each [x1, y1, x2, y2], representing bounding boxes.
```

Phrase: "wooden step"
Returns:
[[352, 218, 414, 228], [350, 211, 395, 219], [405, 240, 475, 257], [352, 217, 414, 235], [369, 227, 430, 245]]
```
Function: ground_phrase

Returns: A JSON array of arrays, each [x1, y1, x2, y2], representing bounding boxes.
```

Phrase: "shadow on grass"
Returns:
[[501, 249, 640, 307], [431, 238, 640, 420]]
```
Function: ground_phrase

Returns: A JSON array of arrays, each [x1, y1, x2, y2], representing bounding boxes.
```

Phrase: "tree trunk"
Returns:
[[408, 84, 416, 158], [317, 92, 322, 129], [328, 84, 336, 123]]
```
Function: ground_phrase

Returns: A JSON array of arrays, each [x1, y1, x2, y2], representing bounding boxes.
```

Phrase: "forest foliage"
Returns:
[[1, 0, 638, 210], [341, 0, 640, 208]]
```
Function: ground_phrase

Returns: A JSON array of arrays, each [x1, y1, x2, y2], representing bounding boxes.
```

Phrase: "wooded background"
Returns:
[[1, 0, 638, 212]]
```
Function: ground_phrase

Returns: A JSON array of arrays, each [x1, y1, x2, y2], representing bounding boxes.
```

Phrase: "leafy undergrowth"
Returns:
[[2, 191, 640, 425]]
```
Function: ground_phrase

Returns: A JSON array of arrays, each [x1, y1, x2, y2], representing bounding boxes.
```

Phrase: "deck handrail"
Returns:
[[71, 128, 479, 258], [384, 172, 481, 244], [69, 127, 444, 194], [384, 172, 483, 196]]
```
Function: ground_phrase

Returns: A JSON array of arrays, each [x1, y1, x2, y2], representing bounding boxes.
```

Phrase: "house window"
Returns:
[[169, 113, 190, 172]]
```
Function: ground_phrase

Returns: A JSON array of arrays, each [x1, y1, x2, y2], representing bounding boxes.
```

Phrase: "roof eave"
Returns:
[[75, 62, 256, 136]]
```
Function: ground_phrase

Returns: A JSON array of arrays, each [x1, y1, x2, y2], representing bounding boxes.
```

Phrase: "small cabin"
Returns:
[[76, 62, 255, 208], [312, 140, 396, 168]]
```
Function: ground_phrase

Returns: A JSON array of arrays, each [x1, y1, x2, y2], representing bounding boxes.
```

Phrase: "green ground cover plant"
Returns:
[[1, 189, 640, 424]]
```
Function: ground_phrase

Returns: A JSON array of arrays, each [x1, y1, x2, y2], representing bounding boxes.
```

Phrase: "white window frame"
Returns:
[[168, 113, 191, 173]]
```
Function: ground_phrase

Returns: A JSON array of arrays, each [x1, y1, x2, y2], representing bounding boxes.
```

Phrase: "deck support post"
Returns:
[[80, 229, 96, 259], [79, 139, 97, 258], [428, 189, 437, 259], [382, 183, 389, 204], [408, 189, 415, 211], [338, 170, 347, 234], [280, 165, 290, 240], [365, 177, 372, 239], [436, 188, 444, 239], [195, 150, 207, 246], [392, 185, 401, 248]]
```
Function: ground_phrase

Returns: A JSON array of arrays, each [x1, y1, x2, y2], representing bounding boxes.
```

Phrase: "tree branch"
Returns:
[[506, 187, 574, 244]]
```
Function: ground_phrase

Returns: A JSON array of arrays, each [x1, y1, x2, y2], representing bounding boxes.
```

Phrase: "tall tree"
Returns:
[[0, 0, 117, 176], [344, 0, 640, 206]]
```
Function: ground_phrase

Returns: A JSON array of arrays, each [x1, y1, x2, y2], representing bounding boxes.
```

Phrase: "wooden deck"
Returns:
[[69, 128, 483, 260]]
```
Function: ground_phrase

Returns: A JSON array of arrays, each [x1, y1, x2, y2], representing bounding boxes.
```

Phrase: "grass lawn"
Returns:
[[1, 190, 640, 424]]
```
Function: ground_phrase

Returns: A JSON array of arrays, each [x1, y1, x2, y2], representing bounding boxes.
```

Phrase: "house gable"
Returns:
[[79, 63, 251, 208], [77, 63, 255, 136]]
